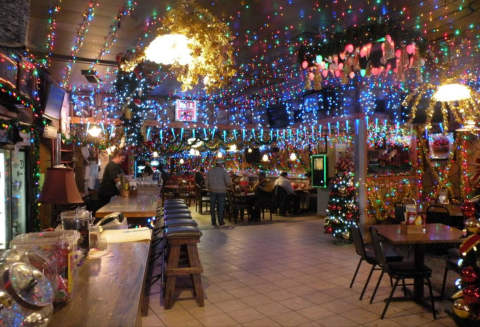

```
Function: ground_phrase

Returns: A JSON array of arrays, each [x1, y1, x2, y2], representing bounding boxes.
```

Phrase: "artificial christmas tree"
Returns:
[[448, 228, 480, 326], [324, 170, 359, 244]]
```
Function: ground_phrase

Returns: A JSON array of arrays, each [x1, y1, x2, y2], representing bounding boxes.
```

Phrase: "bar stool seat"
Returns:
[[164, 226, 204, 309], [164, 209, 191, 215], [165, 219, 198, 228], [164, 213, 192, 220]]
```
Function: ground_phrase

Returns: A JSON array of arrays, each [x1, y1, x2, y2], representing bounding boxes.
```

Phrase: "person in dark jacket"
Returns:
[[205, 159, 232, 226], [194, 167, 205, 188], [142, 161, 154, 177]]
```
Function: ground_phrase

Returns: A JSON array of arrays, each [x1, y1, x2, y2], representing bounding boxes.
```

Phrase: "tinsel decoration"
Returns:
[[159, 0, 237, 93]]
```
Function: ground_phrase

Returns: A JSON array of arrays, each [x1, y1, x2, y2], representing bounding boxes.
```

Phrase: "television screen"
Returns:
[[44, 84, 65, 120], [175, 99, 197, 122], [245, 148, 261, 163], [266, 105, 289, 128]]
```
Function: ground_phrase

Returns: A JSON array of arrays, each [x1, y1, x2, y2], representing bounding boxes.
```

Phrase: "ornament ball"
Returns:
[[453, 299, 470, 318]]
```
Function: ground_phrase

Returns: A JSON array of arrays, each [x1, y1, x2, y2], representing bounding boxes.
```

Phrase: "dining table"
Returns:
[[372, 223, 464, 311]]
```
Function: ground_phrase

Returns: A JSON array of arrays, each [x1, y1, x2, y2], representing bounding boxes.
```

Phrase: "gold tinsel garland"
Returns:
[[366, 179, 415, 222], [160, 0, 237, 93]]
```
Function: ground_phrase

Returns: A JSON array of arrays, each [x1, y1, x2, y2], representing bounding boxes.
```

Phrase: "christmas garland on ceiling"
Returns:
[[156, 0, 237, 93]]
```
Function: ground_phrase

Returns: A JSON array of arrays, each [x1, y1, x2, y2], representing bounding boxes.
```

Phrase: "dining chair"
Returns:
[[227, 189, 253, 224], [393, 202, 406, 224], [426, 205, 450, 225], [349, 224, 403, 301], [194, 183, 210, 214], [369, 227, 436, 320], [440, 248, 461, 298]]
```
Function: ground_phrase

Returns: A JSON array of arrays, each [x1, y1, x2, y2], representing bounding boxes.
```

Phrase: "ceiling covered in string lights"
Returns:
[[26, 0, 480, 102]]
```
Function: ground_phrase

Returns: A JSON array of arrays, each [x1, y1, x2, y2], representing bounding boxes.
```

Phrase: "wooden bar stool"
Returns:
[[164, 226, 204, 309]]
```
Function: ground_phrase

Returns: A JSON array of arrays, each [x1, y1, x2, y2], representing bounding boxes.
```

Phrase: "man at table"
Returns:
[[142, 161, 154, 177], [195, 167, 205, 188], [98, 149, 127, 208], [274, 172, 300, 215], [251, 172, 273, 221], [205, 159, 232, 226]]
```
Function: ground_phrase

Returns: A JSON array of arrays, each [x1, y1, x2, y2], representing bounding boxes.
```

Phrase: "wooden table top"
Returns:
[[50, 241, 150, 327], [372, 223, 464, 245], [96, 190, 159, 218]]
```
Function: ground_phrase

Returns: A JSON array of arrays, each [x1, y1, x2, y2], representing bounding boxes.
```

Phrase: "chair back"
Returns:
[[272, 185, 289, 210], [350, 223, 368, 260], [426, 205, 450, 225], [393, 202, 406, 224], [194, 183, 202, 200], [369, 227, 388, 269]]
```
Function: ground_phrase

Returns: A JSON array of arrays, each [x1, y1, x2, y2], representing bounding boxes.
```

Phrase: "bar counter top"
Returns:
[[49, 241, 150, 327], [95, 189, 159, 219]]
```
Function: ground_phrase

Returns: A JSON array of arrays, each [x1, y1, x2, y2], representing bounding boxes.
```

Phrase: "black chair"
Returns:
[[369, 227, 436, 320], [426, 205, 450, 225], [349, 224, 403, 301], [194, 183, 210, 214], [393, 202, 406, 224], [227, 189, 253, 224], [440, 248, 461, 298], [272, 185, 294, 215]]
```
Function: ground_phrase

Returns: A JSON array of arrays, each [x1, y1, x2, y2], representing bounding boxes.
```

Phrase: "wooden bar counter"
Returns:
[[49, 241, 150, 327], [96, 189, 159, 219]]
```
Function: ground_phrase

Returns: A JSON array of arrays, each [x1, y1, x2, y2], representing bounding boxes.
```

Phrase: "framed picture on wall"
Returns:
[[317, 136, 327, 154], [428, 132, 455, 160]]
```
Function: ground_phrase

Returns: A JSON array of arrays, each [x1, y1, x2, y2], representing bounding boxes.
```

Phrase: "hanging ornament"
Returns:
[[453, 299, 471, 318], [463, 285, 480, 304], [338, 185, 347, 196], [461, 266, 478, 284], [324, 226, 333, 234], [342, 231, 351, 240]]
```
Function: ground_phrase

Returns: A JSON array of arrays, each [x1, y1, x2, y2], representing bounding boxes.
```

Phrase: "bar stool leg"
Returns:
[[187, 243, 204, 307], [164, 245, 180, 309]]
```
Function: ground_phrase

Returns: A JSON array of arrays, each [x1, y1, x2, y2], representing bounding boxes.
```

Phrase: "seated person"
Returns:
[[195, 167, 206, 188], [274, 172, 300, 215], [142, 161, 154, 177], [250, 172, 273, 221]]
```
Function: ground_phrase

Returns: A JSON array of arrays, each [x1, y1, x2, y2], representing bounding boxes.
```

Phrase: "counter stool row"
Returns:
[[150, 199, 204, 309]]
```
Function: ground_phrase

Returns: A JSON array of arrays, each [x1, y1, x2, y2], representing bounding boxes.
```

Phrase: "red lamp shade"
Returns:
[[38, 168, 84, 204]]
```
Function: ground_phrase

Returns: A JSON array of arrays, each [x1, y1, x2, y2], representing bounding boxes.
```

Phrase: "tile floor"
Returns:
[[143, 207, 457, 327]]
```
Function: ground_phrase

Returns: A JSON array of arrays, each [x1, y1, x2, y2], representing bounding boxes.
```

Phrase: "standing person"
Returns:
[[142, 161, 154, 177], [205, 159, 232, 226], [251, 172, 273, 221], [98, 149, 127, 208], [194, 167, 205, 188]]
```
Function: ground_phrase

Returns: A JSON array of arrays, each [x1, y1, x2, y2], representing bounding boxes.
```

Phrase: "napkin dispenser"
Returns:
[[95, 212, 128, 230]]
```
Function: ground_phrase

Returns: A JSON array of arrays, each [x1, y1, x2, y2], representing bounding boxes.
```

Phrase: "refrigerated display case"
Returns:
[[0, 148, 30, 249]]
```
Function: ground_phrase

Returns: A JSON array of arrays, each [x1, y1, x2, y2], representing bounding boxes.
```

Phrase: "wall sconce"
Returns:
[[217, 152, 223, 158], [262, 154, 269, 162], [290, 153, 297, 161], [152, 151, 159, 158], [179, 158, 185, 164]]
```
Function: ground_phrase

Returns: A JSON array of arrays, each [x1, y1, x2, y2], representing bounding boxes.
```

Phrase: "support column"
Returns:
[[355, 118, 368, 227]]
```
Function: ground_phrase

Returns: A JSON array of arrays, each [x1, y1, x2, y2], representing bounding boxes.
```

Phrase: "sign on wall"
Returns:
[[175, 100, 197, 122], [311, 155, 328, 188]]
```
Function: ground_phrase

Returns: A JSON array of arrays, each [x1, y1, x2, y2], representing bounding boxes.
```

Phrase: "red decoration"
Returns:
[[463, 285, 480, 304], [461, 266, 479, 284], [461, 201, 476, 218], [324, 226, 333, 234], [346, 213, 353, 219], [133, 98, 141, 106]]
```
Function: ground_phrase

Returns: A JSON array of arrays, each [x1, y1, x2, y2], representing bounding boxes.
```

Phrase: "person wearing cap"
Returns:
[[205, 158, 232, 226], [98, 148, 127, 208]]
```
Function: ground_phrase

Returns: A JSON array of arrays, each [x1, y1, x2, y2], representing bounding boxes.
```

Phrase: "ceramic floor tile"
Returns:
[[315, 315, 358, 327], [296, 305, 335, 321], [255, 302, 292, 317], [269, 311, 312, 327], [215, 298, 251, 313], [278, 296, 316, 311], [150, 211, 456, 327], [197, 313, 239, 327], [242, 317, 282, 327], [227, 307, 267, 324], [141, 314, 165, 327]]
